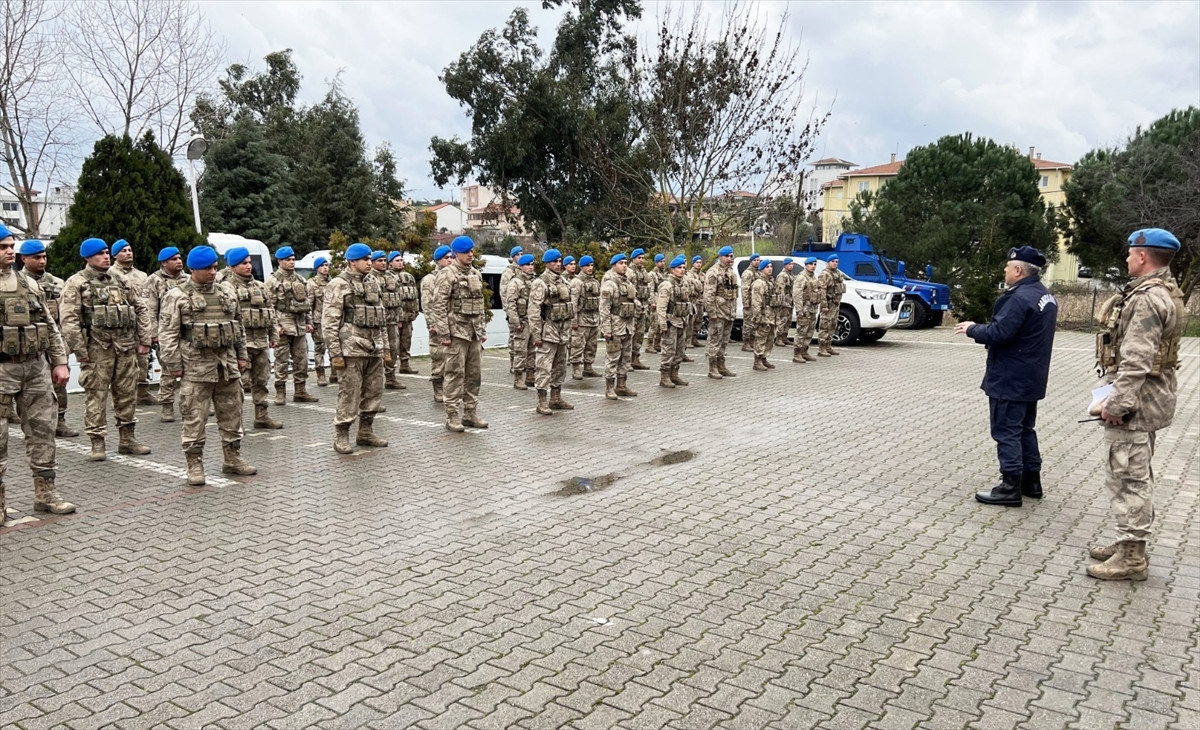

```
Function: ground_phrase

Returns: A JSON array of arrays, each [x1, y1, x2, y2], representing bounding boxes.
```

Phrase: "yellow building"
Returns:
[[820, 148, 1077, 282]]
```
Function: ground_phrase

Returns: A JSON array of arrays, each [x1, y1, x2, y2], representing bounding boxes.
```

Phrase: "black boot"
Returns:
[[1021, 470, 1042, 499], [975, 472, 1023, 507]]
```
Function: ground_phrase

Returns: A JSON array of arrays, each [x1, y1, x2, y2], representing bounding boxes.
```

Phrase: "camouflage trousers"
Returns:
[[396, 320, 414, 365], [245, 346, 272, 406], [509, 325, 533, 375], [742, 314, 757, 350], [335, 356, 384, 426], [604, 333, 633, 379], [78, 345, 139, 437], [818, 303, 838, 347], [535, 339, 568, 391], [795, 311, 817, 350], [443, 337, 482, 412], [0, 358, 58, 483], [384, 322, 401, 380], [705, 318, 733, 360], [755, 321, 776, 359], [569, 324, 598, 366], [1104, 428, 1158, 542], [138, 349, 150, 387], [55, 381, 68, 417], [632, 309, 647, 357], [311, 330, 328, 372], [180, 373, 244, 454], [659, 325, 686, 371], [689, 305, 704, 342], [774, 306, 792, 336], [428, 330, 446, 380], [648, 311, 662, 351], [155, 344, 178, 406], [273, 333, 309, 384]]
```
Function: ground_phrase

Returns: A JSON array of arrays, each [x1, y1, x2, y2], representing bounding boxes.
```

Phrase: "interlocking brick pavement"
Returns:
[[2, 328, 1197, 729]]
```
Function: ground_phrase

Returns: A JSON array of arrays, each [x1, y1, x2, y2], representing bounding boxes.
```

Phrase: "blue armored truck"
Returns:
[[795, 233, 951, 328]]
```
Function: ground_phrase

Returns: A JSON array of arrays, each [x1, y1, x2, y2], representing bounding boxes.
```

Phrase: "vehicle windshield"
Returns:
[[879, 257, 897, 276]]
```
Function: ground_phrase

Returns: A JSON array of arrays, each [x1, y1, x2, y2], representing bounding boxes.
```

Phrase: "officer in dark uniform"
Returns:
[[954, 246, 1058, 506]]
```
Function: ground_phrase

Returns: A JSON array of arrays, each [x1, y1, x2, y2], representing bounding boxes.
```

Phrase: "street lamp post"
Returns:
[[185, 134, 209, 235]]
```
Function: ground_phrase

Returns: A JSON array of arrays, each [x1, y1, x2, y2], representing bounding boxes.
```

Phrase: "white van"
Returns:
[[208, 232, 274, 282]]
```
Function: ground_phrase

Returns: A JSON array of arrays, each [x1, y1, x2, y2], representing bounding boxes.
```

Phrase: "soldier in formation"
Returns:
[[749, 259, 777, 370], [372, 250, 406, 391], [16, 239, 78, 436], [144, 247, 186, 420], [773, 258, 796, 347], [599, 253, 639, 400], [703, 245, 738, 379], [569, 255, 601, 380], [111, 239, 155, 406], [500, 245, 523, 375], [816, 254, 845, 357], [504, 254, 536, 390], [740, 252, 761, 352], [792, 257, 820, 363], [422, 245, 453, 403], [428, 236, 488, 432], [267, 246, 317, 404], [306, 256, 332, 386], [646, 253, 667, 354], [627, 248, 652, 370], [562, 255, 577, 280], [528, 249, 575, 415], [687, 255, 706, 348], [390, 253, 420, 376], [656, 255, 691, 389], [221, 247, 283, 430]]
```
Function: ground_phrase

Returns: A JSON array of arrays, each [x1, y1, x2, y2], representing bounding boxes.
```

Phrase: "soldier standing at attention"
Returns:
[[0, 227, 76, 521], [223, 247, 282, 431], [657, 255, 691, 389], [60, 237, 152, 461], [111, 238, 154, 406], [740, 252, 761, 352], [792, 257, 820, 363], [646, 253, 667, 354], [628, 248, 652, 371], [500, 245, 523, 375], [687, 255, 706, 348], [428, 236, 488, 433], [267, 246, 317, 405], [306, 257, 332, 386], [1087, 229, 1183, 581], [562, 255, 578, 281], [504, 254, 536, 390], [16, 239, 79, 436], [569, 255, 601, 380], [750, 259, 777, 370], [816, 254, 846, 357], [391, 253, 420, 376], [158, 246, 256, 486], [143, 246, 186, 421], [774, 258, 796, 347], [703, 245, 738, 379], [599, 253, 639, 400], [422, 245, 453, 403], [528, 249, 575, 415], [322, 243, 391, 453], [372, 250, 406, 391]]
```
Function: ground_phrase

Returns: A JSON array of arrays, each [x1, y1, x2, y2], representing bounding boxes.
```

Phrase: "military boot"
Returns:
[[33, 475, 76, 514], [549, 387, 574, 410], [385, 376, 405, 390], [185, 451, 206, 486], [399, 360, 418, 375], [333, 424, 354, 454], [356, 415, 388, 447], [572, 364, 583, 380], [615, 375, 637, 397], [253, 403, 283, 430], [828, 345, 840, 356], [792, 351, 807, 364], [274, 383, 287, 405], [462, 409, 489, 429], [670, 366, 689, 386], [717, 357, 736, 377], [740, 339, 753, 352], [605, 378, 618, 400], [117, 426, 151, 455], [160, 403, 175, 423], [432, 378, 445, 403], [525, 369, 536, 387], [659, 370, 675, 388], [329, 370, 339, 385], [536, 389, 553, 415], [631, 355, 649, 371], [708, 358, 723, 379], [975, 472, 1022, 507], [137, 383, 157, 406], [1086, 541, 1149, 581], [817, 345, 832, 357], [582, 364, 601, 378], [753, 356, 768, 371], [89, 436, 106, 462], [763, 356, 776, 369], [293, 382, 319, 403], [445, 407, 465, 433], [1088, 543, 1120, 561], [680, 352, 694, 363], [1021, 471, 1043, 499], [514, 371, 527, 390], [56, 414, 79, 437], [316, 367, 328, 386], [801, 347, 816, 362], [221, 441, 257, 475]]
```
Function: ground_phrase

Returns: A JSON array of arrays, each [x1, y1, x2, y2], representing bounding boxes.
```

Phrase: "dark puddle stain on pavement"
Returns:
[[554, 449, 695, 497], [651, 449, 694, 466]]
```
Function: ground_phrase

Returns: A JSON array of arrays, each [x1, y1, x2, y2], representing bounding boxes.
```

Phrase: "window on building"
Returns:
[[858, 181, 870, 193], [0, 202, 18, 212], [1040, 175, 1049, 188]]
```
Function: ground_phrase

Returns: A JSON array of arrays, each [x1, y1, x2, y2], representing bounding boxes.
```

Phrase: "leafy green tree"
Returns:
[[51, 132, 203, 279], [864, 133, 1056, 322], [191, 50, 303, 143], [369, 143, 408, 240]]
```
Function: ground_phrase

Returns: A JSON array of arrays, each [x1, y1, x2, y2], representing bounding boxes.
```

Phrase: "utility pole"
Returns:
[[789, 170, 805, 253]]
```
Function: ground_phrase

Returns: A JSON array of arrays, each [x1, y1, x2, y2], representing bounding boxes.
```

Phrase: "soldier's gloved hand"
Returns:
[[331, 356, 345, 370], [383, 352, 394, 365]]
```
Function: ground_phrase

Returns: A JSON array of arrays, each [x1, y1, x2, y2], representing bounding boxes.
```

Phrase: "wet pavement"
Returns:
[[2, 328, 1198, 729]]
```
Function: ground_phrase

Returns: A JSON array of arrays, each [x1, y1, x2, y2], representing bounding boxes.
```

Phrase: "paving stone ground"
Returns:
[[2, 328, 1197, 730]]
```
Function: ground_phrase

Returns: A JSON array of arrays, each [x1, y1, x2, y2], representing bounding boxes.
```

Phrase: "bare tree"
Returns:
[[0, 0, 75, 237], [62, 0, 224, 156]]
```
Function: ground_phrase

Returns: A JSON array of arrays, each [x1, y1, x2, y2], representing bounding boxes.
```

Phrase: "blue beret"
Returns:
[[275, 246, 295, 260], [517, 254, 535, 266], [805, 257, 818, 264], [224, 247, 250, 266], [111, 239, 130, 255], [631, 248, 646, 259], [451, 236, 475, 254], [433, 245, 452, 261], [691, 255, 702, 264], [313, 256, 328, 269], [387, 251, 402, 262], [370, 250, 386, 261], [748, 252, 760, 261], [543, 249, 562, 263], [18, 239, 46, 255], [609, 253, 627, 266], [828, 254, 839, 262], [80, 237, 107, 258], [344, 243, 371, 261], [510, 245, 523, 257], [1128, 228, 1180, 251], [670, 255, 687, 268], [757, 259, 771, 271], [1006, 246, 1046, 267], [782, 257, 793, 265], [718, 246, 734, 256], [158, 246, 181, 262], [563, 255, 575, 266], [654, 253, 665, 262], [0, 224, 11, 240], [579, 255, 594, 266], [187, 246, 218, 269]]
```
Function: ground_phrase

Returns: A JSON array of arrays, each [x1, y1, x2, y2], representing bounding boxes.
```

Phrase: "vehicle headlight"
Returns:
[[854, 289, 889, 300]]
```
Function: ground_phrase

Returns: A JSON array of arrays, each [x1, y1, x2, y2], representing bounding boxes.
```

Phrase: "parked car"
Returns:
[[208, 232, 273, 281]]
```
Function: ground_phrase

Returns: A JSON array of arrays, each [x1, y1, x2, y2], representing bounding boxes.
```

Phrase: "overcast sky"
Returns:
[[202, 0, 1200, 200]]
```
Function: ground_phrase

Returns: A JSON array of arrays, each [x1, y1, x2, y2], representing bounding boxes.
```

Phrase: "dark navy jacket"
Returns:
[[967, 276, 1058, 401]]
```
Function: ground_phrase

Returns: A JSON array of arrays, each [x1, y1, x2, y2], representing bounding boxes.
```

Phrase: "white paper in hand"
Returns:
[[1089, 384, 1114, 416]]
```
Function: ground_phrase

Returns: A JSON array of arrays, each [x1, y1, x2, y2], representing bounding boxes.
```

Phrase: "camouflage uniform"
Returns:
[[656, 274, 691, 387], [740, 264, 758, 352], [395, 268, 420, 374], [159, 278, 254, 484], [26, 269, 76, 434], [427, 260, 488, 430], [816, 266, 846, 355], [599, 268, 639, 399], [322, 268, 390, 451], [792, 267, 820, 361], [114, 262, 153, 403], [773, 266, 795, 346], [306, 270, 331, 385], [686, 266, 705, 347], [60, 265, 152, 458], [703, 260, 739, 377], [143, 267, 185, 419], [266, 267, 315, 402], [568, 271, 601, 378], [749, 270, 777, 369], [503, 270, 534, 389], [225, 270, 281, 429], [629, 264, 652, 369], [0, 267, 74, 519], [500, 262, 521, 373], [646, 265, 666, 353], [421, 267, 447, 402], [377, 268, 406, 389], [528, 268, 575, 412]]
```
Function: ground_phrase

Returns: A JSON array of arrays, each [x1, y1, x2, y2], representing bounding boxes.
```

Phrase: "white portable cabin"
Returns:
[[207, 233, 274, 282]]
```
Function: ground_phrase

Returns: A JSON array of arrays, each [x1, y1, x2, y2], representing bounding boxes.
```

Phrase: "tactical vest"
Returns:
[[633, 269, 651, 301], [579, 277, 600, 313], [610, 276, 637, 319], [233, 277, 273, 330], [397, 273, 420, 314], [824, 270, 846, 298], [1096, 273, 1185, 377], [767, 278, 787, 308], [273, 273, 310, 313], [179, 283, 239, 350], [715, 267, 738, 296], [539, 273, 575, 321], [666, 278, 690, 317], [80, 270, 137, 331], [0, 272, 53, 358], [380, 272, 402, 310], [341, 274, 388, 328], [450, 269, 486, 316], [33, 273, 64, 322], [511, 278, 530, 318]]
